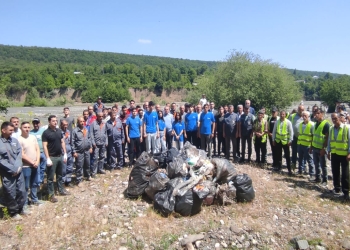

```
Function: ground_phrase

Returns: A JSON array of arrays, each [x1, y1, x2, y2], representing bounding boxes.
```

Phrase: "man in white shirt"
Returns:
[[199, 94, 207, 106], [10, 117, 21, 139]]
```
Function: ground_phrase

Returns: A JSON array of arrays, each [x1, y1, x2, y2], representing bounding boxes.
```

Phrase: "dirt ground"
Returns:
[[0, 144, 349, 250]]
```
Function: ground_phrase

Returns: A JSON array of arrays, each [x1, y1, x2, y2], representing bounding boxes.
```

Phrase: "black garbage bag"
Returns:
[[145, 171, 170, 200], [127, 152, 159, 198], [175, 189, 203, 216], [166, 147, 179, 163], [211, 158, 237, 184], [153, 152, 167, 168], [153, 178, 183, 217], [233, 174, 255, 202], [193, 183, 210, 199], [166, 156, 187, 179]]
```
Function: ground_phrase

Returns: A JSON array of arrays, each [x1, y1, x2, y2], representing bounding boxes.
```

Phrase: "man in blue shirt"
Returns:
[[199, 104, 216, 158], [185, 104, 198, 146], [30, 118, 47, 187], [163, 106, 174, 149], [126, 108, 143, 167], [143, 101, 159, 154]]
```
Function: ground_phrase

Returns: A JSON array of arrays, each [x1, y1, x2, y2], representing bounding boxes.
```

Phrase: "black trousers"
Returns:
[[275, 141, 291, 171], [129, 137, 141, 166], [269, 136, 278, 166], [241, 134, 252, 160], [254, 138, 267, 163], [331, 153, 349, 195], [186, 131, 197, 146], [165, 131, 173, 149], [1, 172, 27, 215], [236, 137, 241, 157], [225, 134, 237, 160], [217, 132, 225, 156]]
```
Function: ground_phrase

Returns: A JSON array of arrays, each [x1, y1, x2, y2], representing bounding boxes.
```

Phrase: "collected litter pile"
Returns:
[[127, 142, 255, 217]]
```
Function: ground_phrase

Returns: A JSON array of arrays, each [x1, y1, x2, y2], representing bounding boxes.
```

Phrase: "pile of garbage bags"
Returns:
[[127, 142, 255, 217]]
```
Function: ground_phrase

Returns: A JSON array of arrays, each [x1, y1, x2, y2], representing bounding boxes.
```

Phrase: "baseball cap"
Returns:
[[32, 118, 40, 123], [272, 107, 278, 112]]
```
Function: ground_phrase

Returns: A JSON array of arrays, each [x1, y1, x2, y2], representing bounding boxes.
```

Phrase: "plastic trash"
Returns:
[[127, 152, 159, 198], [232, 174, 255, 202], [145, 170, 170, 200], [175, 189, 203, 216], [202, 180, 216, 206], [215, 183, 236, 206], [166, 156, 188, 179], [166, 147, 179, 163], [211, 158, 237, 184], [153, 178, 183, 217], [193, 183, 210, 199]]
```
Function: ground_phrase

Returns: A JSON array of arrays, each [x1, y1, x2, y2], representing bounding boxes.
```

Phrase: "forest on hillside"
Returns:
[[0, 45, 349, 111]]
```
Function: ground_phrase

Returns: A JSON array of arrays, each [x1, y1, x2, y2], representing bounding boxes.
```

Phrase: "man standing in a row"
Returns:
[[90, 112, 108, 176], [238, 106, 254, 163], [42, 115, 69, 203], [267, 107, 279, 168], [106, 111, 125, 170], [0, 122, 27, 219], [223, 105, 238, 161]]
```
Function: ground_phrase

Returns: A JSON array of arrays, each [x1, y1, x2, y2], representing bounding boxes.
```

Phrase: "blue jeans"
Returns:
[[33, 152, 46, 187], [297, 145, 315, 175], [313, 148, 327, 182], [22, 167, 39, 204]]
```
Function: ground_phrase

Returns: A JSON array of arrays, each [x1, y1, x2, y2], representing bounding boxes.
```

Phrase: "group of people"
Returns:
[[1, 96, 350, 220]]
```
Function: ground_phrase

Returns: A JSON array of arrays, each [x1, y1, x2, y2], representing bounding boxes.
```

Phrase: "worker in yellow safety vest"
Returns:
[[272, 110, 294, 175], [296, 111, 315, 177], [253, 110, 268, 165], [309, 108, 329, 186], [327, 113, 350, 202]]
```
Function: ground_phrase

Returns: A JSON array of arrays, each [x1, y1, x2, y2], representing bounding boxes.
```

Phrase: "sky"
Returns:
[[0, 0, 349, 74]]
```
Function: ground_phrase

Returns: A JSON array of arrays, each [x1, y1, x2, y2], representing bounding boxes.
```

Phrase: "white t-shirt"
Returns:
[[199, 98, 207, 106], [18, 134, 39, 168], [12, 129, 21, 139]]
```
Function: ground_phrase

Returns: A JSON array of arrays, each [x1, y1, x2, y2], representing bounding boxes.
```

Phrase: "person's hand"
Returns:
[[308, 147, 313, 154], [63, 153, 67, 163], [163, 136, 166, 141], [197, 132, 201, 138], [47, 157, 53, 167], [93, 144, 96, 149], [33, 160, 38, 168], [268, 132, 272, 137], [184, 134, 187, 139], [140, 137, 143, 143], [73, 152, 78, 158], [327, 153, 331, 160], [144, 133, 147, 138], [211, 133, 214, 139], [89, 148, 93, 154], [157, 133, 160, 138], [288, 142, 292, 147], [127, 137, 130, 144], [320, 149, 326, 156], [347, 153, 350, 162]]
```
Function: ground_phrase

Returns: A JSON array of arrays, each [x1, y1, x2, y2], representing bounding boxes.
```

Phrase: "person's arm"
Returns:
[[126, 125, 130, 143], [143, 122, 147, 137], [121, 125, 125, 143], [211, 121, 216, 138], [0, 142, 20, 174], [272, 120, 277, 142], [34, 140, 40, 167], [287, 120, 294, 143], [61, 138, 67, 155], [90, 123, 96, 147]]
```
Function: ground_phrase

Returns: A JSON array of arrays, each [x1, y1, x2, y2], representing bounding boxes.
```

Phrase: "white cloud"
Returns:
[[138, 39, 152, 44]]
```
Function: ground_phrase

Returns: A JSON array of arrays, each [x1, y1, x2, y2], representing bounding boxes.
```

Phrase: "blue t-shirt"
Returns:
[[172, 121, 185, 142], [30, 127, 45, 152], [200, 112, 215, 135], [185, 112, 198, 132], [158, 119, 166, 131], [126, 116, 143, 138], [144, 111, 158, 133]]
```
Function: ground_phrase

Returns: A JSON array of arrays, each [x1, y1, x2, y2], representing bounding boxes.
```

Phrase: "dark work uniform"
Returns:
[[42, 127, 65, 196], [71, 126, 92, 182], [224, 112, 238, 160], [239, 113, 254, 161], [215, 113, 225, 156], [0, 137, 26, 215], [268, 116, 278, 166]]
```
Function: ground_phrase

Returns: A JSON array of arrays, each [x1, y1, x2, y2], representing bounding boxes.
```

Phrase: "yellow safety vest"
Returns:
[[253, 119, 267, 143], [330, 125, 349, 156], [312, 120, 328, 149], [297, 122, 313, 146], [275, 119, 289, 145]]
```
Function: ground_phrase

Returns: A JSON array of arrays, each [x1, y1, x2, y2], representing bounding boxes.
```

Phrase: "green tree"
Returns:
[[187, 51, 301, 110], [320, 76, 350, 111]]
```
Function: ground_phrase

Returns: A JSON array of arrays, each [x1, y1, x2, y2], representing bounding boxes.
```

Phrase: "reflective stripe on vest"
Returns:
[[297, 122, 313, 146], [275, 119, 289, 145], [330, 125, 349, 156], [312, 120, 328, 149]]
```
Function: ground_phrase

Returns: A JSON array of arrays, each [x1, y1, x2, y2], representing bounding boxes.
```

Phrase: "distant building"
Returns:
[[312, 76, 319, 79], [74, 72, 83, 75], [295, 80, 306, 83]]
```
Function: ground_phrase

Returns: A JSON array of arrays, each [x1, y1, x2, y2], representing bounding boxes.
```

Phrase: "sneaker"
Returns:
[[310, 178, 321, 183], [20, 208, 31, 216], [65, 182, 74, 188], [12, 214, 23, 221], [330, 189, 342, 197], [32, 200, 45, 206], [91, 174, 97, 178], [98, 170, 106, 174], [320, 181, 328, 187], [49, 195, 58, 203], [59, 190, 71, 196]]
